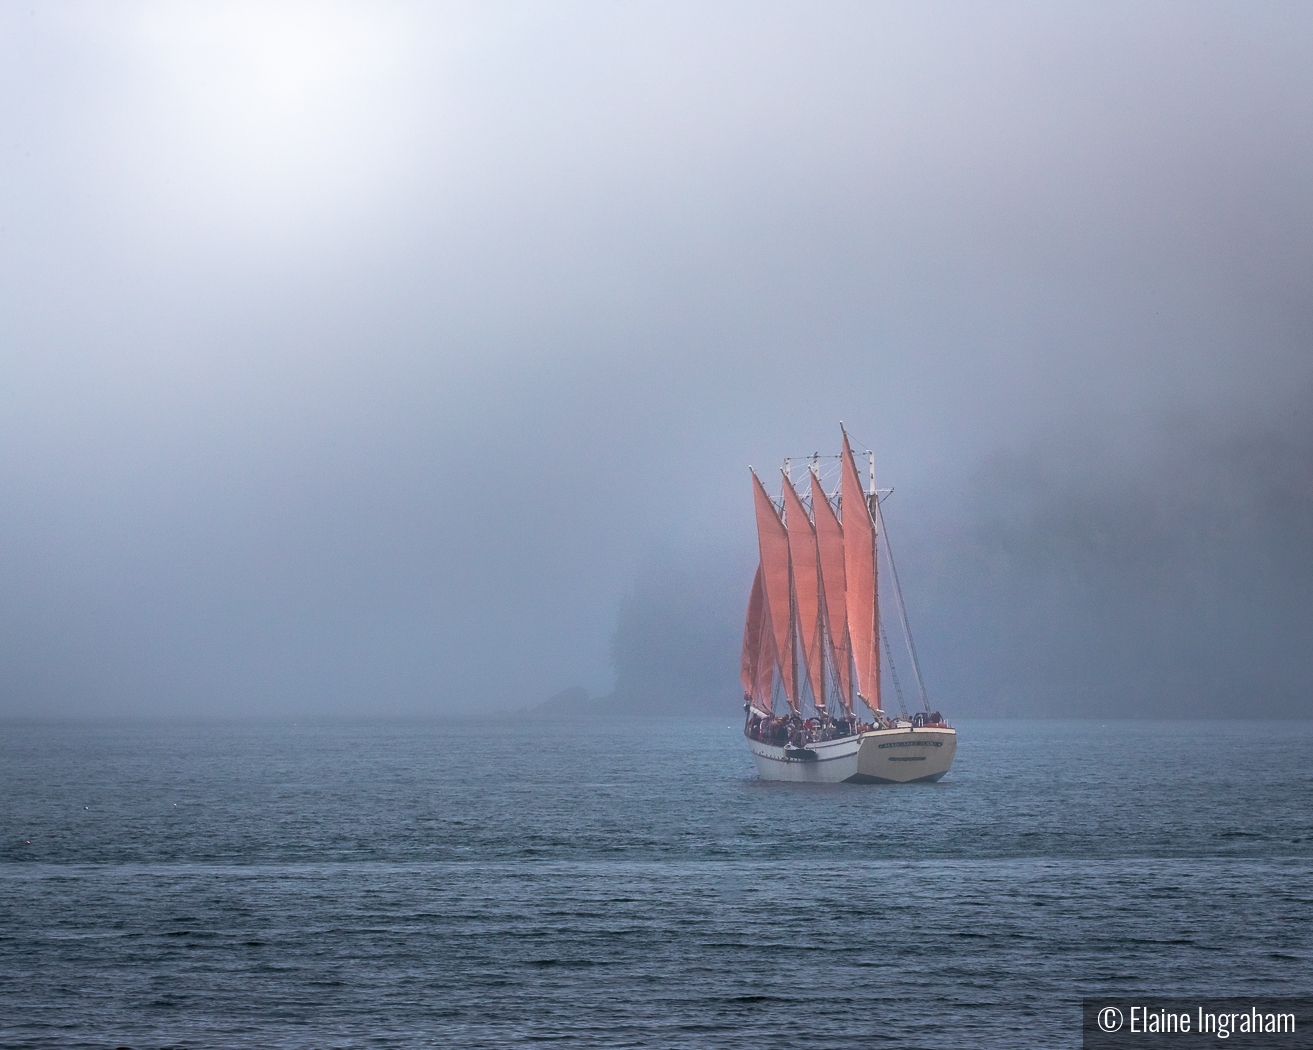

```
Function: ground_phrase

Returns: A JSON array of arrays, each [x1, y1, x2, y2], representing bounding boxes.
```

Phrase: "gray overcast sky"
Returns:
[[1, 2, 1310, 717]]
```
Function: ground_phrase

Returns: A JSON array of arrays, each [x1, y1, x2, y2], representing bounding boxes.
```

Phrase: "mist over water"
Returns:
[[608, 391, 1313, 718], [921, 395, 1313, 717], [1, 3, 1312, 719]]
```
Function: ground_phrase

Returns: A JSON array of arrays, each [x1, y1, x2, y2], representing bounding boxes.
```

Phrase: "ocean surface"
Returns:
[[2, 717, 1311, 1049]]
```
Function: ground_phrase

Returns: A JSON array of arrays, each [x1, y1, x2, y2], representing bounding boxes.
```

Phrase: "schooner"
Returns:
[[742, 427, 956, 783]]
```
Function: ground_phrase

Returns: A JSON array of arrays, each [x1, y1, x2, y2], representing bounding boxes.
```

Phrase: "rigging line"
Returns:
[[839, 427, 873, 460], [824, 644, 846, 716], [879, 621, 909, 719], [820, 607, 851, 717], [802, 623, 823, 719], [874, 495, 933, 715]]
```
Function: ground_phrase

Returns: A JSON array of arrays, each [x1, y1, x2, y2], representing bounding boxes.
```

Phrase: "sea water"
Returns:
[[2, 717, 1310, 1048]]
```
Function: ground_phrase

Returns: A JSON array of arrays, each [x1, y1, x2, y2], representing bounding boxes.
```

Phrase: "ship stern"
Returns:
[[852, 726, 956, 783]]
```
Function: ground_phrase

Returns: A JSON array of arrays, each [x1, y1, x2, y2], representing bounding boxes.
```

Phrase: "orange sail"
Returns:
[[811, 470, 853, 712], [782, 473, 825, 712], [741, 564, 765, 701], [752, 469, 797, 711], [841, 430, 880, 713], [754, 601, 776, 708]]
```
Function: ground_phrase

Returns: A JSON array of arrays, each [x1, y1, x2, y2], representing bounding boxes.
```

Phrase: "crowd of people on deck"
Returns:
[[744, 708, 866, 747], [744, 698, 947, 746]]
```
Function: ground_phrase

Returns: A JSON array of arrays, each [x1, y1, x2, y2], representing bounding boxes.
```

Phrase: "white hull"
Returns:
[[747, 734, 862, 783], [747, 725, 956, 783]]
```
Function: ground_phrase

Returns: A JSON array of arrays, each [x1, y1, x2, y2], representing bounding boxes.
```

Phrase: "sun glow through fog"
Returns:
[[123, 2, 413, 237]]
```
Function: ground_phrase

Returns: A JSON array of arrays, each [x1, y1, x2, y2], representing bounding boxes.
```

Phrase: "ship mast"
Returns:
[[838, 426, 881, 717], [868, 446, 880, 718], [782, 466, 825, 718], [810, 465, 854, 719]]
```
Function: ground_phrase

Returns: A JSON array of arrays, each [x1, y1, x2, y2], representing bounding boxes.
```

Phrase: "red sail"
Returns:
[[752, 469, 798, 712], [811, 470, 853, 712], [754, 600, 777, 709], [782, 474, 825, 712], [841, 430, 880, 713], [740, 564, 765, 700]]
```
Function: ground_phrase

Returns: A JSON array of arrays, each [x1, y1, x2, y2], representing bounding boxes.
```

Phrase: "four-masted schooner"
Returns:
[[742, 427, 956, 783]]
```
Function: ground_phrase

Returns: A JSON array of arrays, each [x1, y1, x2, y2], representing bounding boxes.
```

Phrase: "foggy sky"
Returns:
[[2, 2, 1310, 718]]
